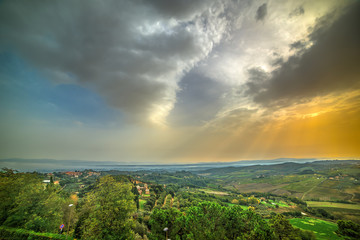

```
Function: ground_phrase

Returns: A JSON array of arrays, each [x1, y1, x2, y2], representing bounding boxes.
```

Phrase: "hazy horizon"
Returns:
[[2, 157, 360, 173], [1, 0, 359, 163]]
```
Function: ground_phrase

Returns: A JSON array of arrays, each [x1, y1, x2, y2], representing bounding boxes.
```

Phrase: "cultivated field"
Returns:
[[306, 201, 360, 210], [289, 217, 340, 240]]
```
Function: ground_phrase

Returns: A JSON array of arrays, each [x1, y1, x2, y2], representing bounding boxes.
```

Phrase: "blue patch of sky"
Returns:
[[0, 51, 122, 127]]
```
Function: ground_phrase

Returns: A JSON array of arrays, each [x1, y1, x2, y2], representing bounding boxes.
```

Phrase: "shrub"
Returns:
[[0, 226, 72, 240]]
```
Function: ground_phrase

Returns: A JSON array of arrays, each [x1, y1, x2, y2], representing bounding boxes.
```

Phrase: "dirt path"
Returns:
[[170, 197, 174, 207], [162, 195, 168, 207]]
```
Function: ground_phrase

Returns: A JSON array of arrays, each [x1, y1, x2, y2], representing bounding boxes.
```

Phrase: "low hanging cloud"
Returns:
[[247, 2, 360, 108], [0, 0, 233, 125]]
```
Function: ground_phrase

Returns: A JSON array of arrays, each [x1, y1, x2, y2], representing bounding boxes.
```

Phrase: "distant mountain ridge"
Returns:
[[195, 160, 360, 175], [0, 157, 358, 172]]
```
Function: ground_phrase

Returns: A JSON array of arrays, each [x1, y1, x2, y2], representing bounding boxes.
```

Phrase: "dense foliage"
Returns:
[[2, 166, 358, 239], [0, 169, 67, 233], [336, 220, 360, 239], [147, 202, 315, 240], [76, 175, 136, 240], [1, 169, 136, 239]]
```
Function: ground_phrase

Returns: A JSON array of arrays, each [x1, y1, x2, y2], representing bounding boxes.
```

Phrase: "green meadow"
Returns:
[[290, 217, 340, 240]]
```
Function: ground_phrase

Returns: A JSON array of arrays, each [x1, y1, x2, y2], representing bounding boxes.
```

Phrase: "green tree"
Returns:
[[3, 181, 65, 233], [225, 206, 274, 240], [183, 202, 227, 240], [151, 184, 164, 196], [297, 229, 316, 240], [336, 220, 360, 239], [149, 207, 184, 239], [270, 214, 301, 240], [78, 175, 136, 240], [131, 185, 140, 209], [0, 169, 40, 224]]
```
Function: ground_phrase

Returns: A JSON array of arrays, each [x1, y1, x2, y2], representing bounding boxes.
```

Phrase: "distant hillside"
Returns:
[[195, 160, 360, 202], [195, 160, 360, 176]]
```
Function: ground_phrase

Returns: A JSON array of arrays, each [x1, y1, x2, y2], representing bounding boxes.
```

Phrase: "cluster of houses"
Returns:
[[328, 174, 349, 180], [42, 179, 59, 184], [42, 171, 101, 186], [64, 171, 82, 177], [87, 171, 100, 177], [63, 171, 100, 178], [135, 181, 150, 195], [42, 173, 59, 184]]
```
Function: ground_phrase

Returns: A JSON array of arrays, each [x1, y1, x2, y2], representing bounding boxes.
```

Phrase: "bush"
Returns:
[[282, 211, 302, 218], [0, 226, 72, 240], [315, 208, 335, 220], [298, 229, 317, 240]]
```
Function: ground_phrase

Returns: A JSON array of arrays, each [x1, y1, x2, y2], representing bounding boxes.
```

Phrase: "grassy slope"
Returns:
[[289, 217, 340, 240]]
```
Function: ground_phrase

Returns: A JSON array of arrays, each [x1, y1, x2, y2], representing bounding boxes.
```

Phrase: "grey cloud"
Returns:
[[245, 67, 268, 95], [169, 71, 230, 126], [255, 3, 267, 21], [145, 0, 215, 20], [136, 28, 201, 60], [289, 40, 306, 51], [247, 2, 360, 107], [0, 0, 229, 123], [289, 6, 305, 17], [248, 67, 269, 82], [271, 57, 284, 67]]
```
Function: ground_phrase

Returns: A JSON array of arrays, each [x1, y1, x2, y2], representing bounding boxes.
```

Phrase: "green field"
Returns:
[[306, 201, 360, 210], [289, 217, 340, 240], [139, 199, 146, 210]]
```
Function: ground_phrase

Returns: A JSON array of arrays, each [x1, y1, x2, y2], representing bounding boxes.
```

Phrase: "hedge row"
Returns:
[[0, 226, 73, 240]]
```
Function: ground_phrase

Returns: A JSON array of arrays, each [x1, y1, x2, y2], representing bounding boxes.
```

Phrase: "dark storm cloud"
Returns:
[[0, 0, 224, 123], [247, 2, 360, 107], [245, 67, 268, 95], [145, 0, 215, 20], [255, 3, 267, 21], [289, 6, 305, 17], [169, 71, 229, 126]]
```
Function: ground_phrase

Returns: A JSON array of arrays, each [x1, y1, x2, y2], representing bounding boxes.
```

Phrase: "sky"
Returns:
[[0, 0, 359, 163]]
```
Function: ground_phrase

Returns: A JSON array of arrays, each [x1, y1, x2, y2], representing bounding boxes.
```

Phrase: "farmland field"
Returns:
[[289, 217, 340, 240], [199, 188, 229, 195], [306, 201, 360, 223], [306, 201, 360, 210]]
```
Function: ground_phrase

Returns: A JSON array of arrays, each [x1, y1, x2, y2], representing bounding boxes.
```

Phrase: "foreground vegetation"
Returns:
[[1, 161, 360, 239], [0, 226, 72, 240]]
